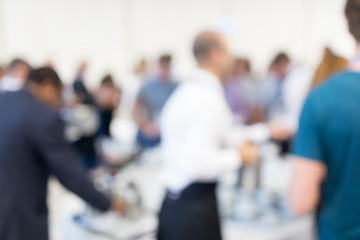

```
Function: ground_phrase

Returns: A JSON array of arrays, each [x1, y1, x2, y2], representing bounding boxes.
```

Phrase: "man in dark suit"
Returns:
[[0, 67, 126, 240]]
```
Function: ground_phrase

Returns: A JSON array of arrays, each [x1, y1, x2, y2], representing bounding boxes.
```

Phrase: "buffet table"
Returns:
[[48, 145, 315, 240]]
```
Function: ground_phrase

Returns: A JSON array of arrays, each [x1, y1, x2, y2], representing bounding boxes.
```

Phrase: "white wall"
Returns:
[[226, 0, 353, 74], [0, 0, 354, 86], [0, 0, 6, 63], [1, 0, 126, 86]]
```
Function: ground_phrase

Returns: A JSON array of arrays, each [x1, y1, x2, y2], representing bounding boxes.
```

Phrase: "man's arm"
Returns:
[[226, 122, 292, 146], [132, 98, 159, 137], [132, 98, 150, 128], [169, 104, 258, 181], [289, 91, 326, 216], [289, 156, 326, 216], [37, 115, 120, 212]]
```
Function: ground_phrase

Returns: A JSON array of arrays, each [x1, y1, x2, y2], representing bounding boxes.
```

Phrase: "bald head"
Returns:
[[192, 31, 231, 79], [193, 31, 225, 63]]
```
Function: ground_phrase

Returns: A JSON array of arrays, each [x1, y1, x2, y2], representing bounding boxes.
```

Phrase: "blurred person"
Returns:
[[134, 58, 148, 77], [268, 53, 313, 132], [223, 58, 260, 124], [0, 67, 126, 240], [311, 47, 348, 88], [73, 60, 95, 105], [120, 58, 148, 116], [289, 1, 360, 239], [259, 53, 289, 121], [224, 58, 263, 192], [70, 61, 100, 169], [94, 74, 121, 137], [0, 58, 31, 92], [258, 54, 292, 154], [259, 52, 313, 154], [132, 54, 177, 149], [158, 31, 290, 240], [0, 65, 4, 79], [44, 58, 55, 69]]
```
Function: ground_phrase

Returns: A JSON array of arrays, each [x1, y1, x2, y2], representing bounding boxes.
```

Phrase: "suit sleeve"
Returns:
[[37, 115, 111, 211]]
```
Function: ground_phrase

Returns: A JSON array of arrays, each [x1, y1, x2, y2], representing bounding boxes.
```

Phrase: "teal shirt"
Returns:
[[293, 71, 360, 240]]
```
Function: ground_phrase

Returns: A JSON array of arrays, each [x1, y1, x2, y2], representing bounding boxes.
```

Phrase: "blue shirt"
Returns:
[[293, 71, 360, 240], [138, 77, 177, 123]]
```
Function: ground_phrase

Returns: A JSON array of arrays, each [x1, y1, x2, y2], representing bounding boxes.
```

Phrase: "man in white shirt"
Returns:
[[158, 31, 290, 240], [0, 58, 31, 92]]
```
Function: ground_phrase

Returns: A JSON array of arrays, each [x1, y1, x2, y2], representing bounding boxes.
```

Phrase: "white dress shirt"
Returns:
[[0, 76, 24, 92], [160, 68, 270, 194]]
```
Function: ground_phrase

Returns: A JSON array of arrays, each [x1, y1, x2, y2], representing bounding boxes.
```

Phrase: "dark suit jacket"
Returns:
[[0, 90, 111, 240]]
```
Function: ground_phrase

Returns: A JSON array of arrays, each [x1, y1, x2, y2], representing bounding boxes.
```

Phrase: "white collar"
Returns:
[[0, 76, 23, 92], [191, 68, 224, 94]]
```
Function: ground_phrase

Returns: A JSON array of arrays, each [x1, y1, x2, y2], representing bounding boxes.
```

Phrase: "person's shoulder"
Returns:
[[0, 90, 37, 109], [313, 70, 351, 93], [22, 94, 58, 126], [305, 71, 351, 111], [0, 90, 10, 100], [139, 77, 158, 90], [162, 81, 220, 119], [169, 80, 203, 98], [185, 81, 223, 109], [137, 81, 151, 96], [169, 80, 178, 88], [4, 90, 59, 131], [326, 70, 351, 81], [0, 89, 24, 97]]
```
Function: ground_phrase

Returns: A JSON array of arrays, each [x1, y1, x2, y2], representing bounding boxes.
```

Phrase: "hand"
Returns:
[[111, 197, 127, 215], [102, 153, 122, 166], [268, 122, 293, 141], [142, 123, 160, 138], [238, 141, 259, 165]]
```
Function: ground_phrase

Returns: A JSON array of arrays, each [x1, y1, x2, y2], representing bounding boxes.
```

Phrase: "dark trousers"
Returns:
[[276, 137, 293, 156], [157, 183, 222, 240]]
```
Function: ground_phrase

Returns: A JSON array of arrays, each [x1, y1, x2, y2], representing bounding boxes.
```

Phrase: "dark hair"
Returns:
[[235, 58, 252, 72], [159, 54, 172, 65], [193, 32, 222, 62], [101, 74, 115, 87], [271, 52, 290, 66], [27, 67, 62, 89], [345, 0, 360, 42], [6, 58, 31, 73]]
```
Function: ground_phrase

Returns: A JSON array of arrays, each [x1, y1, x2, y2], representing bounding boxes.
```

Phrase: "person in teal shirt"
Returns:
[[289, 1, 360, 239]]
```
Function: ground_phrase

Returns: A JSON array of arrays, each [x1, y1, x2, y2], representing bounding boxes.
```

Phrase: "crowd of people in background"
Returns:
[[1, 1, 360, 239], [0, 44, 349, 164]]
